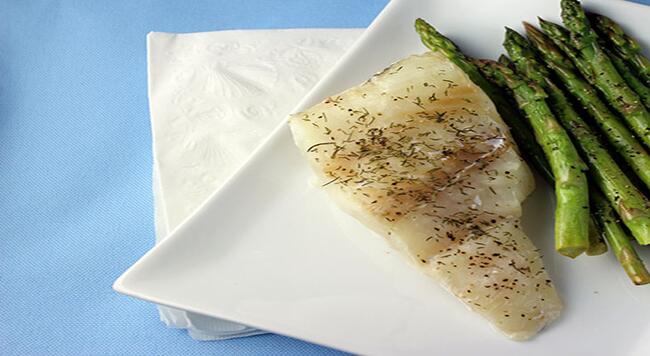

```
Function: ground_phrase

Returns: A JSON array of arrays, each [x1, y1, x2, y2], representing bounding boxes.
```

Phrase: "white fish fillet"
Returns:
[[288, 51, 563, 340]]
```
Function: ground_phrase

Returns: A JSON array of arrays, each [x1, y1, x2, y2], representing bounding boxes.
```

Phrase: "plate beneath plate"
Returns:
[[115, 0, 650, 354]]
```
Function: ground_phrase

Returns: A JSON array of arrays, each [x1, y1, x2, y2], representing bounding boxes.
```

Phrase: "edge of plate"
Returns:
[[113, 0, 403, 295], [113, 0, 649, 354]]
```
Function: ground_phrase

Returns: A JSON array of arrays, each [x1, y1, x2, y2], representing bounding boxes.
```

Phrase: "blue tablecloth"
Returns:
[[1, 1, 648, 355]]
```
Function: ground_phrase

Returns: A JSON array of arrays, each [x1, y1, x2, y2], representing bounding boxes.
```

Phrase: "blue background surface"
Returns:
[[1, 0, 648, 355]]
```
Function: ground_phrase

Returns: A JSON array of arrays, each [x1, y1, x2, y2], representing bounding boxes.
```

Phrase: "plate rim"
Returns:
[[113, 0, 402, 295], [114, 0, 650, 353]]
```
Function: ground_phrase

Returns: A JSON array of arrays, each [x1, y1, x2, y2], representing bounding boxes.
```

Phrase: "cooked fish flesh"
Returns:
[[288, 51, 563, 340]]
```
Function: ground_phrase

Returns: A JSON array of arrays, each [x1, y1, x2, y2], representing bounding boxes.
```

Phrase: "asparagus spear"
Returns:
[[588, 12, 650, 86], [503, 31, 616, 256], [414, 18, 554, 183], [526, 23, 650, 245], [586, 208, 608, 256], [538, 18, 650, 111], [592, 192, 650, 285], [527, 21, 650, 193], [605, 48, 650, 109], [560, 0, 650, 150], [498, 32, 643, 278], [498, 53, 606, 255], [536, 18, 594, 85], [475, 59, 590, 258]]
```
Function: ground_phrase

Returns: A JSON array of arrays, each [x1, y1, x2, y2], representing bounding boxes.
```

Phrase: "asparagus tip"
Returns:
[[414, 18, 426, 31], [522, 21, 538, 34], [536, 17, 553, 29], [414, 18, 434, 35]]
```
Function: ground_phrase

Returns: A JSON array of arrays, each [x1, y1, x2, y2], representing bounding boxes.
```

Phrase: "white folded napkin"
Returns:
[[148, 28, 363, 340]]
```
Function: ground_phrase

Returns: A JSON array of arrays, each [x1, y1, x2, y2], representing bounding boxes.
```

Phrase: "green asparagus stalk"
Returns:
[[475, 59, 590, 258], [586, 208, 608, 256], [605, 48, 650, 109], [536, 18, 594, 85], [538, 18, 650, 110], [588, 12, 650, 86], [592, 192, 650, 285], [560, 0, 650, 150], [526, 22, 650, 245], [527, 21, 650, 194], [414, 18, 554, 183], [497, 53, 606, 255]]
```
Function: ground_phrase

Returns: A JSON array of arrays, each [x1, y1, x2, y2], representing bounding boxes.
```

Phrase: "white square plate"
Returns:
[[115, 0, 650, 354]]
